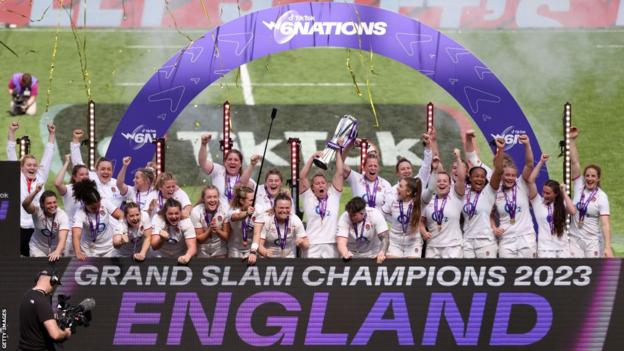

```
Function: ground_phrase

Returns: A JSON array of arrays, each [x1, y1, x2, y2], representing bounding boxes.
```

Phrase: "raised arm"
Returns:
[[22, 183, 43, 214], [239, 154, 260, 188], [299, 151, 321, 194], [519, 134, 534, 182], [198, 133, 214, 174], [464, 129, 493, 175], [36, 124, 56, 184], [560, 183, 576, 216], [6, 121, 18, 161], [453, 149, 466, 196], [570, 126, 581, 180], [116, 156, 132, 196], [429, 127, 440, 160], [490, 138, 505, 190], [416, 132, 433, 184], [70, 128, 85, 166], [528, 154, 549, 200], [332, 144, 345, 191], [54, 154, 71, 195]]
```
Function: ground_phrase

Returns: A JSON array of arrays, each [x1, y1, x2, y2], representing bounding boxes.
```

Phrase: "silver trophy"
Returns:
[[313, 115, 359, 170]]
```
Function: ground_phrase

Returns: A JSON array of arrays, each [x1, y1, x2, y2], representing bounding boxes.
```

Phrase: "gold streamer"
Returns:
[[44, 0, 63, 112], [366, 78, 379, 127], [346, 49, 362, 96], [66, 0, 92, 100], [351, 4, 380, 126], [164, 0, 193, 43]]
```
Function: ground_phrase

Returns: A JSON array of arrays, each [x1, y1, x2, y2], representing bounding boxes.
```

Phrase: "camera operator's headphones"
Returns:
[[36, 269, 62, 286]]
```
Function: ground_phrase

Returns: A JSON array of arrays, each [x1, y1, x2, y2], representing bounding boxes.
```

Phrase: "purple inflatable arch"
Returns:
[[106, 2, 546, 184]]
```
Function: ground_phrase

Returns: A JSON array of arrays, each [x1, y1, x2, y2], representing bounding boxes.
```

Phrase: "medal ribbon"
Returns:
[[398, 200, 413, 234], [546, 202, 554, 234], [353, 213, 368, 241], [88, 209, 100, 242], [503, 185, 517, 223], [241, 215, 251, 242], [225, 174, 240, 201], [576, 187, 598, 223], [464, 190, 480, 219], [274, 216, 289, 249], [318, 196, 328, 220], [364, 176, 379, 208], [432, 195, 448, 227]]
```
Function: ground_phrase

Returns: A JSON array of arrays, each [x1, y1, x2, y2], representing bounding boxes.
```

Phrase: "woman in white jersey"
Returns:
[[247, 193, 308, 264], [71, 179, 123, 259], [151, 198, 197, 264], [54, 154, 90, 256], [112, 202, 153, 261], [462, 138, 504, 258], [336, 197, 389, 263], [344, 152, 392, 210], [144, 172, 192, 219], [491, 134, 536, 258], [528, 154, 575, 258], [198, 133, 257, 205], [54, 154, 90, 219], [382, 177, 423, 258], [70, 129, 124, 208], [191, 185, 230, 258], [7, 121, 56, 256], [393, 132, 434, 191], [22, 184, 69, 261], [569, 127, 613, 257], [420, 149, 466, 258], [300, 149, 344, 258], [116, 156, 156, 210], [227, 186, 255, 259], [254, 168, 286, 216]]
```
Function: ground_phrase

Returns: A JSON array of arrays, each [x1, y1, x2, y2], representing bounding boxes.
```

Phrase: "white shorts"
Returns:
[[538, 249, 570, 258], [81, 244, 115, 257], [463, 238, 498, 258], [197, 243, 228, 258], [499, 234, 537, 258], [305, 243, 339, 258], [569, 235, 602, 258], [425, 245, 463, 259], [228, 247, 250, 259], [387, 240, 422, 258]]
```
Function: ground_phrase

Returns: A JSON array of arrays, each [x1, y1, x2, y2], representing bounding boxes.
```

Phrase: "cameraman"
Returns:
[[18, 270, 71, 351], [8, 72, 38, 116]]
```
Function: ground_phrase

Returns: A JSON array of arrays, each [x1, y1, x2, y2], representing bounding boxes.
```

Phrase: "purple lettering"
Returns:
[[490, 293, 552, 345], [113, 292, 165, 345], [304, 293, 348, 345], [236, 291, 301, 346], [351, 292, 414, 345], [422, 292, 486, 345], [166, 292, 232, 345]]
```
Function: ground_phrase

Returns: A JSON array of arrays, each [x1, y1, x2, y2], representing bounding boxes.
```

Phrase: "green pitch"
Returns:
[[1, 28, 623, 254]]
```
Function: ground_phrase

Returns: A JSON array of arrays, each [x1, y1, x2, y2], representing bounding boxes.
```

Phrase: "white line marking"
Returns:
[[239, 64, 255, 106], [595, 44, 624, 48], [116, 82, 372, 87]]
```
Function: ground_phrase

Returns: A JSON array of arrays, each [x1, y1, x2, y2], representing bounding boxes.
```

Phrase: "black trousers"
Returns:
[[20, 228, 34, 257]]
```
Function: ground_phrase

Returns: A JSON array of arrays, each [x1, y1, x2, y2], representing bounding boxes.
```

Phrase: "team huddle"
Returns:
[[7, 118, 612, 264]]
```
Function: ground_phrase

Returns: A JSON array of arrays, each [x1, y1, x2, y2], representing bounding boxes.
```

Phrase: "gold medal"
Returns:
[[578, 221, 584, 229], [437, 224, 442, 232], [510, 218, 516, 225]]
